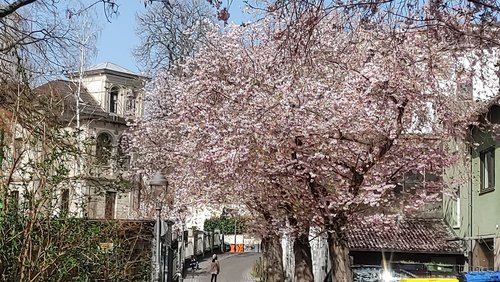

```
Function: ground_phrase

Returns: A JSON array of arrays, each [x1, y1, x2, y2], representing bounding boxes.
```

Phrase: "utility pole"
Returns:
[[178, 223, 185, 282]]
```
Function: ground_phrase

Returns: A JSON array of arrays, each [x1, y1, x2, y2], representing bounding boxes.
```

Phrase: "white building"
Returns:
[[7, 62, 148, 219]]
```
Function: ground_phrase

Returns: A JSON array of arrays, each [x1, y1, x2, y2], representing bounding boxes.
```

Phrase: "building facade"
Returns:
[[444, 103, 500, 271], [26, 62, 148, 219]]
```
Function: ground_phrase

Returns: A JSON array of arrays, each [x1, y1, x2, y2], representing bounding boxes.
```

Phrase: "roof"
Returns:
[[85, 62, 139, 76], [347, 218, 463, 254], [35, 80, 126, 124], [66, 62, 149, 80]]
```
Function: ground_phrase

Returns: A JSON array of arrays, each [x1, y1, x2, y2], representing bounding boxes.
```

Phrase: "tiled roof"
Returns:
[[36, 80, 104, 115], [347, 218, 463, 254], [35, 80, 125, 124]]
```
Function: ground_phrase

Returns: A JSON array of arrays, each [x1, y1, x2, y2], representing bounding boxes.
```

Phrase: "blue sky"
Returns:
[[94, 1, 248, 75]]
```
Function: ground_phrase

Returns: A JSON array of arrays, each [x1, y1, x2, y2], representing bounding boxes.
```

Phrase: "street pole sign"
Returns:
[[152, 219, 174, 282]]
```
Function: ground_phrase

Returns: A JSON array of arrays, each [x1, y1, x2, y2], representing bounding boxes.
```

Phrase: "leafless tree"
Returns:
[[135, 0, 216, 75], [0, 0, 117, 86]]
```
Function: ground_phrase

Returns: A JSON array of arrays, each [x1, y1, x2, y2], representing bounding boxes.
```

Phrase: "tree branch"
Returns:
[[467, 0, 500, 12], [0, 0, 37, 19]]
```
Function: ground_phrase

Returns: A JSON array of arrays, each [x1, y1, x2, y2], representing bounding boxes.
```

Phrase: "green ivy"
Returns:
[[204, 216, 247, 234], [0, 214, 153, 281]]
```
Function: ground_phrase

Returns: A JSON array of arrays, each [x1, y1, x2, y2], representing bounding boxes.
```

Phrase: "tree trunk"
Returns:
[[327, 230, 352, 282], [0, 128, 6, 212], [261, 235, 284, 282], [294, 232, 314, 282]]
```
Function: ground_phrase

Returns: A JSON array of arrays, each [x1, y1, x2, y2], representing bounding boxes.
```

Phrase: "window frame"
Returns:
[[105, 191, 117, 219], [480, 147, 495, 194], [453, 190, 461, 229], [109, 86, 119, 114], [125, 89, 136, 114]]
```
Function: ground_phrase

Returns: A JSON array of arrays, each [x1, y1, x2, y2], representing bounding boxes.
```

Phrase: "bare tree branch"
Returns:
[[0, 0, 36, 19]]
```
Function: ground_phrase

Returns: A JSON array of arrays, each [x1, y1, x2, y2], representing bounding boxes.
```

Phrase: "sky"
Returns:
[[93, 0, 249, 75]]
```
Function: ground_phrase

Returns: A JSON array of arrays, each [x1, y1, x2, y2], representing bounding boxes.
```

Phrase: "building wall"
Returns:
[[78, 71, 145, 219], [442, 49, 500, 270], [468, 126, 500, 270], [470, 128, 500, 238], [449, 105, 500, 270], [10, 66, 148, 220], [78, 73, 145, 120], [70, 69, 146, 220], [443, 138, 472, 268], [86, 189, 133, 219]]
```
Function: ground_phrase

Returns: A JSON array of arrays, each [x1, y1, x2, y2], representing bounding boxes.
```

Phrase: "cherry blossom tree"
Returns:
[[128, 6, 485, 281]]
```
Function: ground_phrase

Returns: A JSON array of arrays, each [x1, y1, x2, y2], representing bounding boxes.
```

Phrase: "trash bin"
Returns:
[[400, 279, 459, 282], [463, 271, 500, 281]]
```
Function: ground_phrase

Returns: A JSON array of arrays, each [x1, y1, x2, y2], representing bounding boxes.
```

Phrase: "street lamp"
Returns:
[[220, 208, 228, 253], [177, 206, 187, 282], [150, 171, 168, 282]]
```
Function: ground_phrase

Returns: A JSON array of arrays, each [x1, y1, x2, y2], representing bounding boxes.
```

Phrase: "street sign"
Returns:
[[154, 220, 168, 238], [99, 242, 114, 252]]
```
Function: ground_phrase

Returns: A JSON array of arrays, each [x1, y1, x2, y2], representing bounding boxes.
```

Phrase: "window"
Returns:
[[117, 135, 130, 169], [96, 132, 113, 164], [480, 148, 495, 192], [109, 86, 119, 114], [105, 191, 116, 219], [454, 189, 461, 228], [60, 189, 69, 214], [125, 89, 136, 114]]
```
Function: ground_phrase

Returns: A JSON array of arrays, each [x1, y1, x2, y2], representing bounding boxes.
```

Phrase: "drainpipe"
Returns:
[[469, 145, 474, 268]]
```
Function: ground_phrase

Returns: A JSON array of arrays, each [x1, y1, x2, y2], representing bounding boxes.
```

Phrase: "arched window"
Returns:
[[109, 86, 119, 114], [96, 132, 113, 164]]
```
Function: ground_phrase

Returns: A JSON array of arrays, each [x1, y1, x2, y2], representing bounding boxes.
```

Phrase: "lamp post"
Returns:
[[150, 171, 168, 282], [177, 206, 186, 282], [220, 208, 227, 253]]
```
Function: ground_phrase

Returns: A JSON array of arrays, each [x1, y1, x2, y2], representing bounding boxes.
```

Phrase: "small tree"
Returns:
[[204, 216, 247, 234]]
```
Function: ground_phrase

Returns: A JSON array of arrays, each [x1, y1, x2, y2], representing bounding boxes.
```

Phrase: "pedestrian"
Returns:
[[210, 254, 220, 282]]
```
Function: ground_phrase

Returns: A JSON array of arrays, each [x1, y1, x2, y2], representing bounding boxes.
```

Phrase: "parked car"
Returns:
[[324, 265, 416, 282], [223, 243, 231, 252]]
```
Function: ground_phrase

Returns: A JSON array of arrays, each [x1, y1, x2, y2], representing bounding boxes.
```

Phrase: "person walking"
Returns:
[[209, 254, 220, 282]]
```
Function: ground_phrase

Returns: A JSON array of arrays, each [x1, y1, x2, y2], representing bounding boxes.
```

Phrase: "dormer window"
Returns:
[[109, 86, 119, 114]]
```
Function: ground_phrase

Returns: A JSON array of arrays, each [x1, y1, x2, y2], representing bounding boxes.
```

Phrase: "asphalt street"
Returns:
[[184, 252, 261, 282]]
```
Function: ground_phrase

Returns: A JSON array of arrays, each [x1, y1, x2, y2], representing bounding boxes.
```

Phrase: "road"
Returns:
[[184, 253, 261, 282]]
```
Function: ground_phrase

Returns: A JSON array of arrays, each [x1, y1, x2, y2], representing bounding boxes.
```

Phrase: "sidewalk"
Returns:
[[182, 252, 241, 282]]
